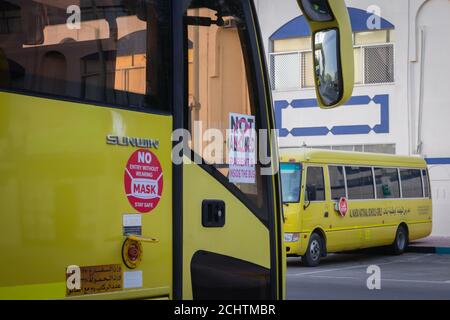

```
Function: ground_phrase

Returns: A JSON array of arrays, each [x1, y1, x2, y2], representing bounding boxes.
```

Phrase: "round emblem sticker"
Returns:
[[338, 197, 348, 217], [124, 149, 163, 213]]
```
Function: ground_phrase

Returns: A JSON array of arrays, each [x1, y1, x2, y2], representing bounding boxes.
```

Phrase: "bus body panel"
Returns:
[[409, 221, 434, 242], [182, 160, 272, 299], [0, 92, 172, 299], [281, 149, 432, 257], [0, 0, 286, 300]]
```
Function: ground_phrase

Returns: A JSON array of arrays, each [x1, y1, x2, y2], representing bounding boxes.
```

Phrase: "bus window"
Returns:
[[329, 165, 346, 200], [374, 167, 400, 199], [422, 169, 431, 198], [0, 0, 170, 112], [185, 2, 268, 215], [400, 169, 423, 198], [280, 163, 302, 203], [345, 166, 375, 200], [305, 167, 325, 201]]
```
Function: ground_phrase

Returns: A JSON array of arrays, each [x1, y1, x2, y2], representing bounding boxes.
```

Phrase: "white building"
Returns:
[[255, 0, 450, 236]]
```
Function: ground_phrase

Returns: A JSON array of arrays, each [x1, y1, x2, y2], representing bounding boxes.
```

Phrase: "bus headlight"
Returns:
[[284, 233, 300, 243]]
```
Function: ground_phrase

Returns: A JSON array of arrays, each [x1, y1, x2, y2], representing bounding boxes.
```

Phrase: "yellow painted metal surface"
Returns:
[[0, 92, 172, 299], [182, 159, 271, 299], [249, 6, 285, 299], [281, 149, 432, 256]]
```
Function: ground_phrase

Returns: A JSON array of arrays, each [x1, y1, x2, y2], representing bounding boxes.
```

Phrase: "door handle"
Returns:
[[324, 211, 329, 218], [127, 235, 159, 244], [202, 200, 226, 228]]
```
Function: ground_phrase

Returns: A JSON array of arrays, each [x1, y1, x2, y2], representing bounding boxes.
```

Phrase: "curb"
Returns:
[[407, 246, 450, 254]]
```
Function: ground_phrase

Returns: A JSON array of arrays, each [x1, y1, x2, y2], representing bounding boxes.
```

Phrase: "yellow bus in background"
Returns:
[[281, 149, 432, 267]]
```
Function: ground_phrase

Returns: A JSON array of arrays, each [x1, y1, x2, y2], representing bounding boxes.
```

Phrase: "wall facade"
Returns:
[[255, 0, 450, 236]]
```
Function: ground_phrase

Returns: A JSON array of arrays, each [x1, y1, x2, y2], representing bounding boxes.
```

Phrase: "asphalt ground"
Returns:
[[287, 252, 450, 300]]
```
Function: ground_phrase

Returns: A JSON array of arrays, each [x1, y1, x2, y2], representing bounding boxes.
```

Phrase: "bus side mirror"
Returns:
[[304, 185, 314, 209], [297, 0, 354, 108]]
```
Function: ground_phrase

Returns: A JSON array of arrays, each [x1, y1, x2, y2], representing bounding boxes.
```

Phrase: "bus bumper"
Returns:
[[285, 233, 309, 256]]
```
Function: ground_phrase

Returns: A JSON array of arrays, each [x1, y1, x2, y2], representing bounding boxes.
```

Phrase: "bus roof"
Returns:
[[279, 148, 427, 168]]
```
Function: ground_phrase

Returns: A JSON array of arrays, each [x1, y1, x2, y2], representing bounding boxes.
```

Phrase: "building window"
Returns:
[[270, 30, 395, 90], [309, 144, 396, 155], [270, 52, 302, 90]]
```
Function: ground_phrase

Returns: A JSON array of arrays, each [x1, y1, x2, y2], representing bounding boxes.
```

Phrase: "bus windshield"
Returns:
[[280, 163, 302, 203]]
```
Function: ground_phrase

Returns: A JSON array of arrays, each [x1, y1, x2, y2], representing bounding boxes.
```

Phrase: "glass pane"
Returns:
[[273, 37, 311, 52], [364, 45, 394, 84], [389, 30, 396, 43], [332, 145, 354, 151], [400, 169, 423, 198], [422, 169, 430, 198], [302, 51, 315, 88], [305, 167, 325, 201], [354, 30, 388, 45], [272, 52, 301, 90], [374, 167, 400, 199], [354, 47, 362, 84], [314, 29, 342, 106], [186, 2, 266, 211], [0, 0, 170, 111], [280, 163, 302, 203], [311, 146, 332, 150], [345, 166, 375, 200], [364, 144, 396, 154], [329, 166, 346, 200]]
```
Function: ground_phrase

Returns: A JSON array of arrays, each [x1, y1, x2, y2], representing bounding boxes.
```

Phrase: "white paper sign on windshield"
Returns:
[[229, 113, 256, 184]]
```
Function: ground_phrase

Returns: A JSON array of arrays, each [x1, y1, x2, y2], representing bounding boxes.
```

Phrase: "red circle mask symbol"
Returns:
[[339, 197, 348, 217], [124, 149, 163, 213]]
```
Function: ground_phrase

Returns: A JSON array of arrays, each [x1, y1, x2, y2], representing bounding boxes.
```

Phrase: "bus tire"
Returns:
[[302, 233, 323, 267], [391, 225, 408, 255]]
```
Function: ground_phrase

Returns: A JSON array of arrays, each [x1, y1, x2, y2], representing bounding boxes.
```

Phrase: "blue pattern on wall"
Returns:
[[426, 158, 450, 165], [274, 94, 390, 138]]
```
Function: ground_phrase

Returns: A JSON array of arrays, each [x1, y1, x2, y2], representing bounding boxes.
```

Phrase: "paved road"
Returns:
[[287, 252, 450, 300]]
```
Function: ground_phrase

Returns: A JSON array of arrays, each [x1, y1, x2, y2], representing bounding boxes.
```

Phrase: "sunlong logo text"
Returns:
[[107, 135, 159, 149]]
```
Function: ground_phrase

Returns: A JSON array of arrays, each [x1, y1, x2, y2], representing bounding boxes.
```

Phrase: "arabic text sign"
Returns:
[[66, 264, 122, 297]]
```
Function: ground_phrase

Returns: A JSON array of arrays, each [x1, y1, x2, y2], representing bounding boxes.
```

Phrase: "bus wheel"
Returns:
[[302, 233, 323, 267], [391, 225, 408, 255]]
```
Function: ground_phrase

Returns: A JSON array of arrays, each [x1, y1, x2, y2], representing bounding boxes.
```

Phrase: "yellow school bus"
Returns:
[[281, 149, 432, 267], [0, 0, 354, 299]]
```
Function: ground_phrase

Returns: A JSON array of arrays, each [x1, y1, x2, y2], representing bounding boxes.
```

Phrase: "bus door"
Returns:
[[302, 166, 329, 235], [327, 165, 369, 250], [179, 0, 281, 299], [0, 0, 172, 300]]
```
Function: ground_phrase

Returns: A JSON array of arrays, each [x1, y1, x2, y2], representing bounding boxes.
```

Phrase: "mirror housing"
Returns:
[[297, 0, 354, 108]]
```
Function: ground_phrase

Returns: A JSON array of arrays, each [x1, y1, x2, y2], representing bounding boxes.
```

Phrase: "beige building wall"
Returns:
[[187, 8, 251, 163]]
